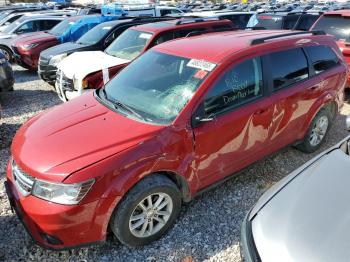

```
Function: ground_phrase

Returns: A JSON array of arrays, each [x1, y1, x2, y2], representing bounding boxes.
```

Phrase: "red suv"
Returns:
[[5, 30, 347, 250], [311, 10, 350, 87]]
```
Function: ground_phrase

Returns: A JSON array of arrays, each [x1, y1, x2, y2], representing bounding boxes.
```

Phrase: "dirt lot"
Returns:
[[1, 65, 350, 262]]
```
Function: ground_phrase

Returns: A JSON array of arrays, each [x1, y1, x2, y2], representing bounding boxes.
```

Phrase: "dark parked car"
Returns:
[[38, 17, 174, 85], [247, 12, 321, 31], [0, 50, 14, 92], [241, 117, 350, 261]]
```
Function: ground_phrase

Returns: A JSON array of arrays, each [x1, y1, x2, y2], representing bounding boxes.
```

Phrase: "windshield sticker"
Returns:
[[187, 59, 216, 72], [194, 69, 208, 79], [139, 33, 152, 39], [69, 22, 75, 25], [102, 26, 112, 30]]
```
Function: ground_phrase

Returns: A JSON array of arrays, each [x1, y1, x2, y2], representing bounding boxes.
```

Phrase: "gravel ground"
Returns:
[[1, 65, 350, 262]]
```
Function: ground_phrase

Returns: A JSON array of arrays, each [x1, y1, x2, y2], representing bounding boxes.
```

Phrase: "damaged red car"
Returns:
[[5, 30, 347, 250]]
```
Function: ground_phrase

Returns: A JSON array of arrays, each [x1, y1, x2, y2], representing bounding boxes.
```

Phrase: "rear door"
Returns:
[[192, 57, 274, 188], [265, 47, 322, 149]]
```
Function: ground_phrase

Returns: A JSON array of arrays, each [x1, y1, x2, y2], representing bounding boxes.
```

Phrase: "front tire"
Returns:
[[110, 174, 182, 247], [296, 108, 332, 153], [0, 46, 13, 62]]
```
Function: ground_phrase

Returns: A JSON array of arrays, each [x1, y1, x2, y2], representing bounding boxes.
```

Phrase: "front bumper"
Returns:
[[5, 162, 120, 250], [240, 213, 261, 262], [12, 46, 38, 71]]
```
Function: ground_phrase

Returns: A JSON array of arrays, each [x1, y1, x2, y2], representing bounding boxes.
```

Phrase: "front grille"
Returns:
[[56, 69, 74, 91], [12, 161, 35, 197]]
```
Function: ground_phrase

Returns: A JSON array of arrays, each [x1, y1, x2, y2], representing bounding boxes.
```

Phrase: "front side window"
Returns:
[[105, 29, 153, 60], [269, 48, 309, 90], [305, 45, 339, 74], [204, 58, 263, 115], [295, 15, 319, 31], [15, 21, 37, 34], [101, 51, 211, 124]]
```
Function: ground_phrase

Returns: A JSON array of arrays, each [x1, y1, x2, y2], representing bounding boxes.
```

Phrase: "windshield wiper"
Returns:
[[100, 89, 148, 122]]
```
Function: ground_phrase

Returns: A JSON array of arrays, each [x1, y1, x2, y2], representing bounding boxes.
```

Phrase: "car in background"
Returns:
[[0, 9, 75, 32], [241, 118, 350, 261], [311, 10, 350, 87], [55, 17, 234, 101], [39, 17, 174, 86], [11, 15, 121, 71], [184, 11, 254, 29], [0, 15, 64, 61], [247, 12, 321, 31], [0, 50, 14, 92], [4, 30, 346, 250]]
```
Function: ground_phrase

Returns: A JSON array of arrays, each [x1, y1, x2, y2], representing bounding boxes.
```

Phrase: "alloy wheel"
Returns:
[[309, 115, 329, 147], [129, 193, 173, 238]]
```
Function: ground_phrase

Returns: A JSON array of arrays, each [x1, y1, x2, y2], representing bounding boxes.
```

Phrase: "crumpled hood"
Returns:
[[57, 51, 130, 81], [12, 93, 164, 182], [13, 31, 56, 46], [41, 42, 89, 59], [252, 149, 350, 262]]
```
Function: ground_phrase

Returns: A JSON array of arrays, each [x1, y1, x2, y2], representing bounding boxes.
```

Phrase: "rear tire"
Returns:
[[110, 174, 182, 247], [296, 108, 332, 153]]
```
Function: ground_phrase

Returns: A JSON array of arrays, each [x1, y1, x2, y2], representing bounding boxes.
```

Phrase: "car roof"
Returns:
[[20, 14, 65, 20], [153, 30, 332, 63], [323, 10, 350, 17], [132, 18, 232, 34]]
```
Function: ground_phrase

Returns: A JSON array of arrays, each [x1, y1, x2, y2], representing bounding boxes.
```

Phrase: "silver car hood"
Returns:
[[252, 148, 350, 262]]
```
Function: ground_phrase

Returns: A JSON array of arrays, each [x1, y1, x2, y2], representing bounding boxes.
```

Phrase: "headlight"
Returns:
[[22, 43, 39, 50], [32, 179, 94, 205], [49, 53, 67, 66]]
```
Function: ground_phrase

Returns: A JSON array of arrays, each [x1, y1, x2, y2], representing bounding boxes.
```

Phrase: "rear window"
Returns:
[[219, 14, 251, 29], [305, 45, 339, 74], [295, 15, 319, 31], [312, 15, 350, 41], [269, 48, 309, 90], [249, 15, 283, 29]]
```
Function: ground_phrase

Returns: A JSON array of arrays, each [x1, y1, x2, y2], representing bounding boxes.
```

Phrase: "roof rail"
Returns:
[[175, 17, 219, 25], [250, 31, 326, 45], [185, 26, 266, 38]]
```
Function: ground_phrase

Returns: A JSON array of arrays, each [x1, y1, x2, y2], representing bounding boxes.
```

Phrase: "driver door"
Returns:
[[192, 57, 274, 189]]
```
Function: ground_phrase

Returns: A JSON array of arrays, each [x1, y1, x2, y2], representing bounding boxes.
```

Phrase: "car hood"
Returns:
[[12, 93, 164, 182], [41, 42, 89, 59], [13, 31, 56, 45], [57, 51, 130, 81], [252, 149, 350, 262], [0, 32, 15, 39]]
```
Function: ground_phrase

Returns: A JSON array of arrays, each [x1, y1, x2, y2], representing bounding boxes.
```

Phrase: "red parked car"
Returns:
[[5, 30, 347, 250], [311, 10, 350, 87]]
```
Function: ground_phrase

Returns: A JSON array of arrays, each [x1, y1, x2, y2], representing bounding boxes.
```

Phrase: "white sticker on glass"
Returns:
[[187, 59, 216, 72], [139, 33, 152, 39]]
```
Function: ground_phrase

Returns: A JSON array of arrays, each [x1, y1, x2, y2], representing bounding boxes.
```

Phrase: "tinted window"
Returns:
[[39, 20, 60, 31], [270, 48, 309, 90], [295, 15, 319, 31], [282, 15, 299, 29], [312, 16, 350, 41], [251, 15, 283, 29], [220, 14, 251, 29], [15, 21, 38, 33], [205, 58, 263, 115], [305, 45, 339, 74]]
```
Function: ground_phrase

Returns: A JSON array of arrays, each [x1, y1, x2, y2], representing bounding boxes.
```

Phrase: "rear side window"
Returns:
[[204, 57, 263, 115], [305, 45, 339, 74], [269, 48, 309, 90], [39, 20, 60, 31]]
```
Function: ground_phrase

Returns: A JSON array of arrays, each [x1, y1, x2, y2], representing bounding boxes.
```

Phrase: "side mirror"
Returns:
[[346, 115, 350, 132], [191, 103, 215, 128]]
